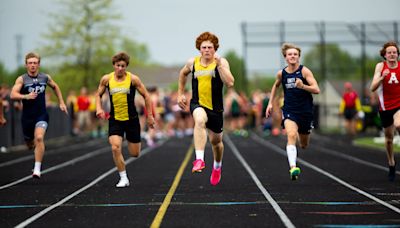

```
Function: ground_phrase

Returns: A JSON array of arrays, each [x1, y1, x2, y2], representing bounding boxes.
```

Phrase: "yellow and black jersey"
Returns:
[[191, 56, 224, 112], [106, 72, 138, 121]]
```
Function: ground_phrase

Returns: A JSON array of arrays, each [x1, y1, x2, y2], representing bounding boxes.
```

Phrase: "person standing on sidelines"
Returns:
[[339, 82, 363, 136], [95, 52, 155, 188], [178, 31, 234, 186], [370, 41, 400, 182], [265, 43, 320, 180], [10, 52, 68, 178]]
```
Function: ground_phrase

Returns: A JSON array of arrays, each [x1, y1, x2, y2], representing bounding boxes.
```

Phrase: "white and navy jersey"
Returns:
[[281, 65, 313, 115], [20, 73, 49, 118]]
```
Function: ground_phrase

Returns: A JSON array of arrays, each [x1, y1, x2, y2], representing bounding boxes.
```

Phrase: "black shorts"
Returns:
[[190, 103, 223, 134], [379, 107, 400, 128], [108, 117, 141, 143], [21, 113, 49, 141], [344, 108, 357, 120], [282, 110, 314, 134]]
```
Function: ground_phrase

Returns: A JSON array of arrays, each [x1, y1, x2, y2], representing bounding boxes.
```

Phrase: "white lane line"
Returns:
[[224, 135, 295, 228], [14, 141, 165, 228], [0, 146, 109, 190], [315, 146, 400, 175], [251, 134, 400, 215], [0, 140, 101, 168]]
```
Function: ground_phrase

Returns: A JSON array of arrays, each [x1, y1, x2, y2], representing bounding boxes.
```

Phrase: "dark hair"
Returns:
[[112, 52, 130, 66], [380, 41, 400, 60], [195, 32, 219, 51]]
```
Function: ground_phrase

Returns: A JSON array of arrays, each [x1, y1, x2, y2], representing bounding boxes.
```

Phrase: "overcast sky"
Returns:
[[1, 0, 400, 73]]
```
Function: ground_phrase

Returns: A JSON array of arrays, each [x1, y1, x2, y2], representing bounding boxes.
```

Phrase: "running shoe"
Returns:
[[192, 159, 205, 173], [289, 167, 301, 181], [388, 165, 396, 182], [116, 178, 130, 188], [32, 170, 41, 179], [210, 167, 222, 186]]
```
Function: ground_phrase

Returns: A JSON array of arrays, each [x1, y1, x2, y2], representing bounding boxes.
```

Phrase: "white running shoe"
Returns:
[[32, 170, 41, 179], [116, 178, 130, 188]]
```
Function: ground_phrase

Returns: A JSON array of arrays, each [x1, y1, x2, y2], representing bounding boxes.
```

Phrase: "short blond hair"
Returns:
[[281, 43, 301, 57]]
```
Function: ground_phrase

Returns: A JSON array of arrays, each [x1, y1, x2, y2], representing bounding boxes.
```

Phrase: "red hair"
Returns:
[[195, 32, 219, 51]]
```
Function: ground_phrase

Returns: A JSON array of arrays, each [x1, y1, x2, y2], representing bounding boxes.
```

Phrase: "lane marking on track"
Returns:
[[224, 135, 295, 228], [6, 200, 399, 209], [304, 211, 384, 215], [314, 144, 400, 175], [0, 139, 101, 168], [0, 146, 109, 190], [251, 133, 400, 215], [14, 141, 164, 228], [314, 225, 400, 227], [150, 143, 193, 228], [0, 201, 267, 209]]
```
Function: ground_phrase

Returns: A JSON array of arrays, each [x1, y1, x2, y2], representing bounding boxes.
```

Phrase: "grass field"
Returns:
[[353, 136, 400, 153]]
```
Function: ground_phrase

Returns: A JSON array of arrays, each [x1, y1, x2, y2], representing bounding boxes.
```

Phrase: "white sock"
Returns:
[[119, 171, 128, 180], [34, 162, 41, 172], [195, 150, 204, 161], [213, 161, 222, 169], [286, 145, 297, 168]]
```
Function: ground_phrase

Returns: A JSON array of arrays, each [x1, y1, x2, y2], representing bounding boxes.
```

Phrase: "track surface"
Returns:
[[1, 132, 399, 227]]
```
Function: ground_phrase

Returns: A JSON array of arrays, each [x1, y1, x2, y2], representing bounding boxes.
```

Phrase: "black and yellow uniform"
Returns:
[[190, 56, 224, 133], [107, 72, 141, 142]]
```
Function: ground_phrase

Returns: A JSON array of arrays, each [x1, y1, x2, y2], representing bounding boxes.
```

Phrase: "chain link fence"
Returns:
[[242, 21, 399, 131]]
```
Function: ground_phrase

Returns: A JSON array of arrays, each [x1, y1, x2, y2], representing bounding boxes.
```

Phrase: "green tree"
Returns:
[[224, 50, 248, 94], [41, 0, 149, 91], [248, 74, 276, 93], [121, 37, 150, 67], [303, 43, 357, 81], [0, 62, 11, 85]]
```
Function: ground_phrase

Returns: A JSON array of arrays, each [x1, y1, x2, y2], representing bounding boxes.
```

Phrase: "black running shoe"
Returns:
[[388, 165, 396, 182]]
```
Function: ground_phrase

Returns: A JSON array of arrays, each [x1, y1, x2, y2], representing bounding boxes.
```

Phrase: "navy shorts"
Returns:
[[108, 117, 141, 143], [190, 103, 223, 134], [21, 113, 49, 142], [281, 110, 314, 134]]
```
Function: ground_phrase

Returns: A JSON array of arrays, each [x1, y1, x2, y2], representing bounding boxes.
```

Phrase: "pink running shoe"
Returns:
[[192, 159, 205, 173], [210, 167, 221, 186]]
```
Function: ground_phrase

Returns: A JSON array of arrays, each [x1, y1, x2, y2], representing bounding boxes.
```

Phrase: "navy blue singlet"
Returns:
[[281, 65, 313, 115], [21, 73, 49, 119]]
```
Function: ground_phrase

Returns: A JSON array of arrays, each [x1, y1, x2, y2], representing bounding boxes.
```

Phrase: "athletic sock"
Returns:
[[119, 171, 128, 180], [33, 162, 42, 172], [286, 145, 297, 168], [213, 161, 222, 169], [195, 150, 204, 161]]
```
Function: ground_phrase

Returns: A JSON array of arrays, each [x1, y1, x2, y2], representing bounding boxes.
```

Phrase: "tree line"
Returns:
[[0, 0, 381, 97]]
